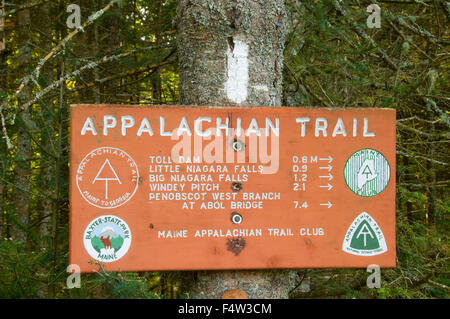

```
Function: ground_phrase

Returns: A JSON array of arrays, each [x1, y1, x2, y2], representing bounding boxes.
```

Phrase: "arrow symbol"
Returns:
[[319, 164, 333, 172], [319, 173, 333, 181], [320, 201, 333, 208], [319, 156, 333, 163], [319, 183, 333, 191]]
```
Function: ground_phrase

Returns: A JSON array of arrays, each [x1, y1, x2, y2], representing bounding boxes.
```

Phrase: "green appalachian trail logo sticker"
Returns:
[[342, 212, 387, 256], [83, 215, 131, 263], [344, 148, 390, 197]]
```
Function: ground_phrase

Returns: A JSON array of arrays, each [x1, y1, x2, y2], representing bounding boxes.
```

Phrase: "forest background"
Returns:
[[0, 0, 448, 298]]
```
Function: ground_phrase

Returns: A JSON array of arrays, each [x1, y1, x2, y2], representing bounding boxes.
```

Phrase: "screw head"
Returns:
[[231, 212, 242, 225], [232, 139, 245, 152], [231, 182, 243, 192]]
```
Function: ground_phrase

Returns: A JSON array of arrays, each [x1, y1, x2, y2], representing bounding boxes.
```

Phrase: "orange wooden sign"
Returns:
[[70, 105, 396, 272]]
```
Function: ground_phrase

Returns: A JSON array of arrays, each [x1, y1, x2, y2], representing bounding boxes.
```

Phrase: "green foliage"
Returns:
[[0, 238, 161, 299], [58, 263, 160, 299], [0, 0, 448, 299], [0, 240, 48, 298], [0, 0, 176, 299], [93, 269, 160, 299], [285, 0, 449, 299]]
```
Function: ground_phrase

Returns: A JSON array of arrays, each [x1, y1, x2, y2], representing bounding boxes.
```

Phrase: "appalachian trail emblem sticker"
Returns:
[[344, 148, 390, 197], [342, 212, 387, 256], [76, 147, 139, 209], [83, 215, 132, 263]]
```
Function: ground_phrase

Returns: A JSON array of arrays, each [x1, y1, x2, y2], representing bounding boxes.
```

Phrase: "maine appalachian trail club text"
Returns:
[[78, 115, 377, 138]]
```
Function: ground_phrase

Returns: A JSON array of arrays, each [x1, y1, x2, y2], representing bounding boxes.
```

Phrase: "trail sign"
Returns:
[[70, 105, 396, 272]]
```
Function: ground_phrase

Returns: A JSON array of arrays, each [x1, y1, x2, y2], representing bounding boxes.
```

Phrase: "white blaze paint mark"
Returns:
[[225, 39, 248, 104]]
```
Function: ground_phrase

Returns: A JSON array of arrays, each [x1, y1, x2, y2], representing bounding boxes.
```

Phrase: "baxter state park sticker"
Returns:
[[342, 212, 387, 256], [84, 215, 131, 263]]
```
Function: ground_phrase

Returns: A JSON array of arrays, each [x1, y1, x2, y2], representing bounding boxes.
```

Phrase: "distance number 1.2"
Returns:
[[293, 173, 307, 191]]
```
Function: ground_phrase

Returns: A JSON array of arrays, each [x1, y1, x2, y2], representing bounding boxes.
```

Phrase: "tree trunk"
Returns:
[[12, 1, 32, 242], [0, 0, 5, 240], [0, 162, 3, 239], [151, 0, 163, 104], [93, 9, 101, 104], [426, 111, 437, 225], [175, 0, 296, 299], [38, 1, 54, 244], [0, 0, 6, 103], [104, 1, 121, 103], [0, 0, 4, 52], [402, 155, 414, 221]]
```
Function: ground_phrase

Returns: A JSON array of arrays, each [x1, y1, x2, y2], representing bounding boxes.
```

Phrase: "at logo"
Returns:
[[344, 148, 390, 197], [342, 212, 387, 256]]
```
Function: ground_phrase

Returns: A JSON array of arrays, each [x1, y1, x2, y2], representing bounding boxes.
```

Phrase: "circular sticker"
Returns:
[[344, 148, 390, 197], [76, 147, 139, 209], [83, 215, 132, 263]]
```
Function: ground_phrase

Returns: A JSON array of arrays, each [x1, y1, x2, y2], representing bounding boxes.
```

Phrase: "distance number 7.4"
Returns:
[[294, 201, 308, 209]]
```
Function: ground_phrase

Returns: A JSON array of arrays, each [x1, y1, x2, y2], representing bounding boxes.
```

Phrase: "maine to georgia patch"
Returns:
[[83, 215, 132, 263], [76, 147, 139, 209]]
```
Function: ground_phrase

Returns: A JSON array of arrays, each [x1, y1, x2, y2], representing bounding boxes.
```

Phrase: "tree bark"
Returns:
[[0, 0, 4, 52], [0, 162, 3, 239], [426, 110, 437, 225], [38, 1, 54, 244], [0, 0, 5, 240], [12, 1, 32, 242], [175, 0, 296, 299], [104, 1, 121, 103], [151, 0, 163, 104], [0, 0, 6, 99]]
